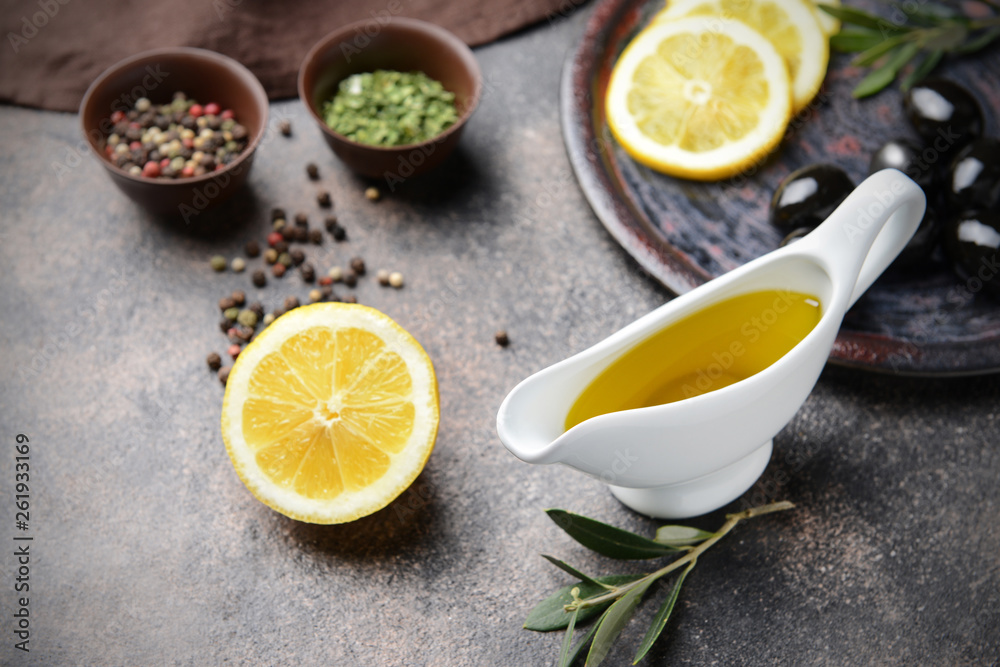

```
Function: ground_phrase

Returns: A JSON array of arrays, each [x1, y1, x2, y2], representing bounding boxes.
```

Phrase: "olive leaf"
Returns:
[[829, 29, 887, 52], [546, 509, 681, 560], [853, 42, 921, 98], [525, 575, 645, 631], [632, 560, 696, 664], [557, 607, 580, 667], [586, 579, 656, 667], [654, 525, 713, 547], [542, 555, 606, 588]]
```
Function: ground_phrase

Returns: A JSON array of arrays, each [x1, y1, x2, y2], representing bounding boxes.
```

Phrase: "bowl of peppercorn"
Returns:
[[298, 18, 482, 181], [80, 47, 268, 219]]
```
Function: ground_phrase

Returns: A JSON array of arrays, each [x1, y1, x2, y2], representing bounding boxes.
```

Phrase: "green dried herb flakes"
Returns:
[[322, 70, 459, 146]]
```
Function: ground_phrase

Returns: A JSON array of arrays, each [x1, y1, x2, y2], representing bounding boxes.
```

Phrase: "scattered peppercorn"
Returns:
[[272, 307, 285, 319], [220, 317, 234, 333], [273, 219, 286, 231], [237, 309, 258, 328], [231, 257, 246, 273], [324, 215, 338, 231], [207, 352, 222, 370], [249, 301, 264, 318], [219, 296, 237, 311], [252, 269, 267, 287], [231, 290, 246, 306], [328, 266, 343, 282], [301, 263, 317, 283], [376, 269, 390, 286], [263, 313, 275, 326], [234, 325, 253, 342], [365, 186, 380, 201], [223, 306, 240, 321], [389, 271, 404, 288], [350, 257, 366, 275], [295, 212, 309, 227], [272, 263, 286, 278], [318, 275, 333, 286], [343, 294, 357, 304], [228, 344, 242, 359], [307, 163, 319, 180], [284, 296, 300, 311], [331, 224, 347, 241], [218, 366, 232, 385], [271, 207, 286, 221], [309, 288, 322, 303], [287, 248, 303, 266], [309, 229, 323, 245], [267, 231, 283, 247], [495, 330, 510, 347], [279, 119, 292, 136], [210, 255, 227, 272], [274, 241, 289, 255], [343, 269, 358, 287], [321, 286, 336, 300], [264, 249, 278, 265], [277, 252, 292, 267], [245, 240, 261, 257], [317, 190, 332, 207]]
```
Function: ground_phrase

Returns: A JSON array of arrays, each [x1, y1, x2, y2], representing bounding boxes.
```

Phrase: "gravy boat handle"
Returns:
[[792, 168, 926, 309]]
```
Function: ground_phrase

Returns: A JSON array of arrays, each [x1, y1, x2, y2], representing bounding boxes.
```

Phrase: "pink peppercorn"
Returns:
[[160, 158, 170, 167], [221, 109, 235, 120], [204, 102, 221, 116], [181, 165, 196, 178], [318, 276, 333, 286], [228, 344, 241, 359], [182, 137, 194, 149], [141, 161, 161, 178], [266, 232, 283, 247], [111, 110, 126, 123], [272, 263, 286, 278], [129, 141, 142, 151], [189, 104, 204, 117]]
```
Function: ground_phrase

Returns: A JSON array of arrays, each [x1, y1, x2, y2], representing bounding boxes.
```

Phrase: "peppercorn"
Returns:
[[306, 163, 319, 180], [231, 290, 246, 306], [284, 296, 300, 311], [274, 241, 289, 255], [273, 219, 286, 231], [309, 288, 322, 303], [317, 190, 332, 207], [343, 269, 358, 287], [220, 317, 234, 333], [289, 248, 305, 266], [267, 232, 283, 247], [231, 257, 246, 273], [264, 249, 278, 265], [249, 301, 264, 318], [252, 269, 267, 287], [376, 269, 390, 286], [277, 252, 292, 267], [319, 275, 333, 286], [218, 366, 231, 385], [263, 313, 275, 326], [271, 207, 286, 221], [245, 240, 261, 258], [389, 272, 404, 288], [301, 263, 316, 283], [295, 212, 309, 227], [309, 229, 323, 245], [235, 325, 253, 342], [343, 294, 357, 304], [365, 187, 380, 201], [495, 330, 510, 347], [219, 296, 237, 311], [237, 309, 258, 328], [324, 215, 338, 231], [350, 257, 366, 275], [279, 119, 291, 136], [321, 286, 335, 301], [210, 255, 227, 271], [228, 344, 242, 359], [331, 224, 346, 242], [224, 307, 240, 321], [272, 263, 286, 278], [206, 352, 222, 371], [328, 266, 343, 282]]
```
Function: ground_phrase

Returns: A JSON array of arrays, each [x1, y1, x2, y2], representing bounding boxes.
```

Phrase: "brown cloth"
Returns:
[[0, 0, 576, 111]]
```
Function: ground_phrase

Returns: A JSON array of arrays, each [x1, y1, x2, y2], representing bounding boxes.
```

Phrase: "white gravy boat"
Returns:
[[497, 169, 926, 518]]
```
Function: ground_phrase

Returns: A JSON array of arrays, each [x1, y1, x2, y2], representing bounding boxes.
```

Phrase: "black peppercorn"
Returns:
[[306, 163, 319, 180], [301, 263, 316, 283], [249, 301, 264, 319], [309, 229, 323, 245], [252, 269, 267, 287], [321, 285, 335, 300], [343, 269, 358, 287], [295, 212, 308, 227], [218, 366, 231, 385], [317, 190, 332, 207], [495, 330, 510, 347], [219, 296, 237, 311], [207, 352, 222, 371], [324, 215, 338, 231], [289, 248, 305, 266], [279, 119, 291, 136], [231, 290, 246, 306], [343, 294, 357, 304], [284, 296, 300, 311], [245, 240, 261, 258], [274, 241, 289, 255], [271, 207, 286, 221], [350, 257, 366, 275], [220, 317, 234, 333], [332, 224, 346, 242]]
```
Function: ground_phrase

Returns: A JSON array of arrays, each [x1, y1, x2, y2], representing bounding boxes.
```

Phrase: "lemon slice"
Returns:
[[810, 0, 841, 36], [221, 303, 439, 524], [656, 0, 829, 112], [606, 17, 792, 181]]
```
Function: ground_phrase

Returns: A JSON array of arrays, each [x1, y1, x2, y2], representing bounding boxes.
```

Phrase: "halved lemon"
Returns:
[[655, 0, 829, 112], [221, 303, 439, 524], [606, 16, 792, 181]]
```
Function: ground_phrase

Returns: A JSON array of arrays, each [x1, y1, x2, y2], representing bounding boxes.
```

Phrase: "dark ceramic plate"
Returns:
[[561, 0, 1000, 375]]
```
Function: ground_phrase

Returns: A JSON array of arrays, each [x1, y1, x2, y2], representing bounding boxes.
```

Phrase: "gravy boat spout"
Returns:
[[497, 169, 926, 518]]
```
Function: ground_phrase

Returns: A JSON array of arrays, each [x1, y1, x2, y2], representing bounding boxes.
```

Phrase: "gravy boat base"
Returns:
[[497, 170, 926, 518]]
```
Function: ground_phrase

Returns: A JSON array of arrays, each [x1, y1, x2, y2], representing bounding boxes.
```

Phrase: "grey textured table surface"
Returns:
[[1, 7, 999, 667]]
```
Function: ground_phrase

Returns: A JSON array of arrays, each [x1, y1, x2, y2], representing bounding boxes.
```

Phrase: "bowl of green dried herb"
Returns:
[[298, 18, 482, 181]]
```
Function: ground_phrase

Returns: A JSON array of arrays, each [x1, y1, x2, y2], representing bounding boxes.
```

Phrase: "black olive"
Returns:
[[948, 137, 1000, 213], [869, 138, 936, 193], [770, 164, 854, 231], [903, 78, 983, 155], [779, 226, 814, 247], [944, 210, 1000, 298], [891, 206, 941, 269]]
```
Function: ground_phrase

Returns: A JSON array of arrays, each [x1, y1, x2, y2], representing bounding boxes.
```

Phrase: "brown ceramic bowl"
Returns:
[[80, 47, 268, 218], [298, 18, 482, 181]]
